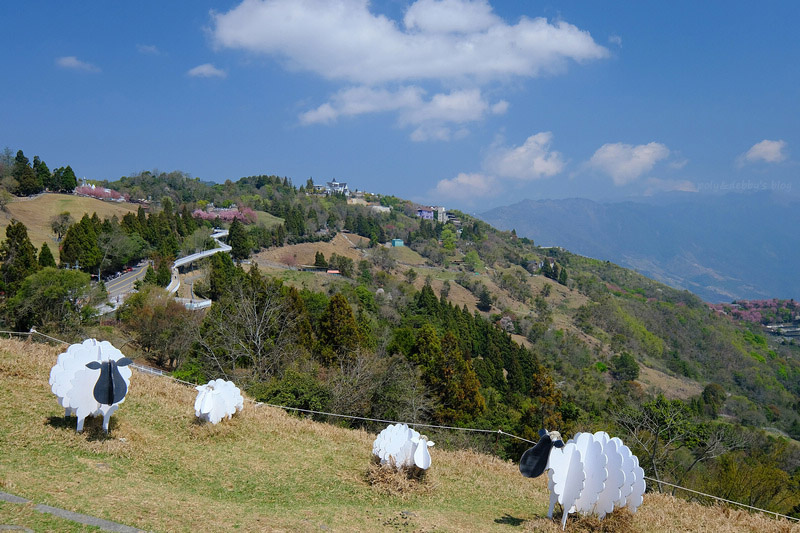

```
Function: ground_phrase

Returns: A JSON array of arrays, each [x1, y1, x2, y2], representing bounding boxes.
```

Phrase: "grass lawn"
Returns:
[[255, 210, 284, 228], [1, 338, 797, 532], [2, 193, 139, 251]]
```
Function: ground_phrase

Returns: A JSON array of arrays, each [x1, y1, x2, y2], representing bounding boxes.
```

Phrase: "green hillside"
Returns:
[[1, 166, 799, 519], [2, 338, 798, 532]]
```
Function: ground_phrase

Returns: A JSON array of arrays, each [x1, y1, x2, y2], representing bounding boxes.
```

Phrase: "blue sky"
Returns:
[[2, 1, 798, 210]]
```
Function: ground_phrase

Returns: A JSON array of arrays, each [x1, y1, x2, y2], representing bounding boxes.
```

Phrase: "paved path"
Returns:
[[0, 491, 146, 532], [105, 262, 150, 301]]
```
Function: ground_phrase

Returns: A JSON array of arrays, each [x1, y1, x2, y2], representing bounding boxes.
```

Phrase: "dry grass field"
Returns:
[[1, 193, 140, 251], [1, 338, 798, 532], [253, 233, 366, 267]]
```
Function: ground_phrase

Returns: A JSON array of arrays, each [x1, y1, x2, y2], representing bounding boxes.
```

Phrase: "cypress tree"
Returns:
[[38, 242, 57, 268], [60, 165, 78, 193], [228, 217, 250, 261], [0, 219, 40, 295], [317, 293, 362, 365]]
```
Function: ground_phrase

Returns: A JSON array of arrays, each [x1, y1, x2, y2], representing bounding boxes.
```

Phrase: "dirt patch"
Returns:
[[637, 365, 703, 400]]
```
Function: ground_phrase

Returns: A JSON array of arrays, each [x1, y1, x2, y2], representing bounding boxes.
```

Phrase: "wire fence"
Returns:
[[3, 328, 798, 523]]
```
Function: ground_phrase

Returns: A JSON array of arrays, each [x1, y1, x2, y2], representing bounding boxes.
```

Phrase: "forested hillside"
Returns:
[[1, 153, 798, 517], [480, 193, 800, 302]]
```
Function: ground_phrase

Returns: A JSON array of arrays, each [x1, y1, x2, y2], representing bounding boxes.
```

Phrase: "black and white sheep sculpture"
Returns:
[[372, 423, 435, 470], [49, 339, 133, 433], [194, 379, 244, 424], [520, 429, 646, 529]]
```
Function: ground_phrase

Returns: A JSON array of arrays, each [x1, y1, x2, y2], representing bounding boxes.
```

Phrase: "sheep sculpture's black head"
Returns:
[[519, 428, 565, 478], [86, 357, 133, 405]]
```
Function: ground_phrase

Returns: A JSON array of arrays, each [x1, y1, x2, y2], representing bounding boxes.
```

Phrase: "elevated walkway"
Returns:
[[166, 229, 230, 308]]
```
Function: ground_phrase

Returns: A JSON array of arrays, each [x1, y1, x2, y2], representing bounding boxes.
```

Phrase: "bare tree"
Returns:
[[327, 348, 385, 418], [673, 422, 752, 493], [611, 395, 693, 491], [193, 274, 302, 384]]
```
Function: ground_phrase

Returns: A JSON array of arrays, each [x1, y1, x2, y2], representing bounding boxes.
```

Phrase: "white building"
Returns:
[[327, 180, 349, 196]]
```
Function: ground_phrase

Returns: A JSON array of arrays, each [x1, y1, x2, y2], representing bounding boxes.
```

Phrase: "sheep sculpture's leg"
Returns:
[[76, 416, 86, 433], [102, 412, 111, 434], [548, 490, 558, 519]]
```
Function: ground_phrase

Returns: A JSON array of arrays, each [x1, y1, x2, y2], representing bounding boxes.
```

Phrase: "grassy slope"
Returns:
[[1, 339, 797, 533], [247, 234, 710, 401], [1, 193, 140, 251], [255, 210, 284, 228]]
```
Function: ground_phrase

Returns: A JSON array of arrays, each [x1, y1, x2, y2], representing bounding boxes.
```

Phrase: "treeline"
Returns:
[[124, 257, 563, 456], [0, 148, 77, 198]]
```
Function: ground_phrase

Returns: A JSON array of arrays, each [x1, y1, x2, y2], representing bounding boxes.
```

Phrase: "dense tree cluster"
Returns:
[[0, 149, 77, 197]]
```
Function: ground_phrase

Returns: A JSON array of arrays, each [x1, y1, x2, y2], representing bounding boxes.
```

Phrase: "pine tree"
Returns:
[[156, 259, 172, 287], [59, 214, 101, 271], [317, 293, 362, 365], [477, 287, 492, 312], [13, 150, 41, 196], [60, 165, 77, 193], [38, 242, 56, 268], [33, 156, 51, 191], [0, 219, 40, 295], [228, 217, 250, 261], [558, 266, 568, 286], [209, 251, 238, 301], [314, 251, 327, 268]]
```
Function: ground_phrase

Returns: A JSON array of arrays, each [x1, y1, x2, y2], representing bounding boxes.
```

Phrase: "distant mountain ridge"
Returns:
[[480, 192, 800, 302]]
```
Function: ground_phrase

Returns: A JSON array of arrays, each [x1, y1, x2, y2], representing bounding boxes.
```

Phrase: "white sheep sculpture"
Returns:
[[49, 339, 133, 433], [194, 379, 244, 424], [520, 429, 645, 529], [372, 423, 435, 470]]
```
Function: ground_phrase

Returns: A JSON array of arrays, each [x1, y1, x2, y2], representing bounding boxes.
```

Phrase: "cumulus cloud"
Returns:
[[211, 0, 606, 138], [404, 0, 500, 34], [301, 86, 506, 140], [55, 56, 100, 72], [187, 63, 227, 78], [738, 139, 787, 165], [300, 86, 424, 124], [211, 0, 608, 85], [434, 172, 499, 201], [433, 131, 565, 202], [485, 132, 565, 180], [589, 142, 670, 185]]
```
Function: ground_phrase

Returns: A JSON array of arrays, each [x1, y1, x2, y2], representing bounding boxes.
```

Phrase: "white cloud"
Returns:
[[589, 142, 670, 185], [187, 63, 227, 78], [137, 44, 161, 55], [608, 34, 622, 47], [739, 139, 787, 165], [212, 1, 606, 139], [491, 100, 509, 115], [401, 89, 486, 124], [434, 172, 499, 201], [211, 0, 608, 85], [300, 86, 424, 124], [55, 56, 100, 72], [301, 86, 505, 141], [485, 132, 565, 180], [404, 0, 500, 34]]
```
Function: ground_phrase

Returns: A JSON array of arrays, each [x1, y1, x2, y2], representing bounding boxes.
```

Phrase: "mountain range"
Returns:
[[480, 191, 800, 303]]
